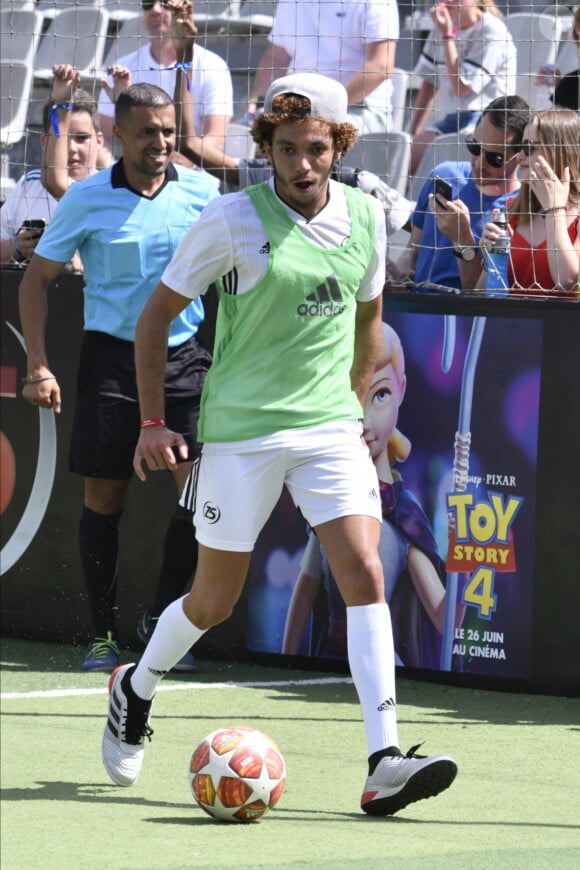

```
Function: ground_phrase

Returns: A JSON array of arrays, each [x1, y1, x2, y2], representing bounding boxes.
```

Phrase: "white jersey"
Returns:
[[413, 13, 516, 124], [162, 177, 385, 303], [0, 171, 57, 242], [268, 0, 399, 115], [97, 43, 233, 133]]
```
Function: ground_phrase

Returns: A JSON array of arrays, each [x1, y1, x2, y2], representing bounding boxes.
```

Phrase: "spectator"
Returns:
[[18, 84, 220, 673], [537, 6, 580, 111], [387, 95, 531, 293], [0, 81, 103, 265], [169, 0, 415, 232], [409, 0, 516, 175], [165, 2, 415, 237], [248, 0, 399, 133], [477, 108, 580, 298], [42, 65, 129, 201], [98, 0, 233, 157]]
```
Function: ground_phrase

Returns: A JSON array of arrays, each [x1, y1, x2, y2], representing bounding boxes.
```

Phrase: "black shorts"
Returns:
[[69, 331, 211, 480]]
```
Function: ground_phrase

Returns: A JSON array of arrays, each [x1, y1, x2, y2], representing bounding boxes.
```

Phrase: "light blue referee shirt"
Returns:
[[36, 160, 220, 345]]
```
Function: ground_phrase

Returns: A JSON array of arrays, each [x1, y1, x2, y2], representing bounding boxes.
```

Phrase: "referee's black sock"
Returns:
[[150, 505, 198, 618], [79, 506, 122, 639]]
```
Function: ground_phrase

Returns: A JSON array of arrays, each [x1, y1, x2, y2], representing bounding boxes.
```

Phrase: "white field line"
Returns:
[[1, 676, 352, 701]]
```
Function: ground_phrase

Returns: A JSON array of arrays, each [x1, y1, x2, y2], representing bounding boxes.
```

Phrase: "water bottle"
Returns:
[[484, 209, 510, 297]]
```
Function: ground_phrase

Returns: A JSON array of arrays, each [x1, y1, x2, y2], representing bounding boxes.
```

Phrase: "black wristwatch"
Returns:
[[453, 245, 477, 262]]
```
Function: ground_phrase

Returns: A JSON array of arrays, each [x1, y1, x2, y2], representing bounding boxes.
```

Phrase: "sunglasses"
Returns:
[[465, 139, 518, 169], [141, 0, 164, 10], [516, 140, 541, 157]]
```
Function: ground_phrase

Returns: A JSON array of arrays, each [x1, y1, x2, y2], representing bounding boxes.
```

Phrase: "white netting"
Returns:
[[1, 0, 578, 296]]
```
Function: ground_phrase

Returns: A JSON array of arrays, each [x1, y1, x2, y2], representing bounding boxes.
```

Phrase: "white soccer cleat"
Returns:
[[361, 744, 457, 816], [101, 664, 154, 787]]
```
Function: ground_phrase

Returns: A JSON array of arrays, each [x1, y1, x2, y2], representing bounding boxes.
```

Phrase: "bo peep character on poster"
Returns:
[[282, 322, 465, 668]]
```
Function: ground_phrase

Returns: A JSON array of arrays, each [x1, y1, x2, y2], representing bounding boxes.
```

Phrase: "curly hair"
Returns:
[[251, 93, 358, 156]]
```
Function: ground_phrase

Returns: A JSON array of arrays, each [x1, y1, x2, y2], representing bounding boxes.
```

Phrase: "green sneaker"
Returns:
[[82, 632, 120, 673]]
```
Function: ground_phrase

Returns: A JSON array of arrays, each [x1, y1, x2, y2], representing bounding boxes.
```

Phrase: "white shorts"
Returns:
[[179, 420, 381, 551]]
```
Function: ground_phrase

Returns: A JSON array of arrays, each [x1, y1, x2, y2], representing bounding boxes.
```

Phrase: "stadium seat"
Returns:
[[36, 0, 106, 22], [0, 61, 34, 148], [395, 27, 426, 83], [342, 130, 412, 197], [192, 1, 235, 35], [409, 131, 469, 201], [233, 0, 276, 33], [33, 6, 110, 80], [505, 12, 573, 108], [390, 67, 410, 133], [0, 8, 44, 68], [104, 1, 142, 26], [1, 0, 37, 12], [223, 121, 256, 159], [102, 12, 152, 68]]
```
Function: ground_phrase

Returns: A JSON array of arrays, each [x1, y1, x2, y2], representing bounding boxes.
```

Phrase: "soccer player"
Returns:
[[101, 73, 458, 816], [18, 84, 219, 673]]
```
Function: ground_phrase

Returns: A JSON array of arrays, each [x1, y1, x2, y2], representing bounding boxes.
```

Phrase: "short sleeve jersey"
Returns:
[[36, 161, 220, 344], [413, 14, 516, 123], [412, 161, 515, 291], [161, 178, 386, 442], [269, 0, 399, 114], [0, 171, 57, 242], [97, 43, 233, 133]]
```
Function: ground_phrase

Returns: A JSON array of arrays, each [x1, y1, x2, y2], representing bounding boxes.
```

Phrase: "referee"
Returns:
[[18, 83, 219, 673]]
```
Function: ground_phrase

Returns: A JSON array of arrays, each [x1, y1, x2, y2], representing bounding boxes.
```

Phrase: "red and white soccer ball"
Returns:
[[189, 726, 286, 822]]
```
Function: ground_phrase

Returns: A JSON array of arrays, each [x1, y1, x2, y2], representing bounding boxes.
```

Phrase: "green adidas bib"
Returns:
[[199, 182, 376, 443]]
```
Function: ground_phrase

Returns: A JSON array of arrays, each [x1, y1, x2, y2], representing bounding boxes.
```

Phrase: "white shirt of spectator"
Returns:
[[98, 43, 234, 134], [268, 0, 400, 116], [0, 171, 57, 242], [413, 13, 516, 129]]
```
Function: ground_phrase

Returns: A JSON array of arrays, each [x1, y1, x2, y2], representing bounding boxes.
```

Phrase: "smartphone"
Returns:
[[19, 219, 46, 236], [433, 177, 453, 204]]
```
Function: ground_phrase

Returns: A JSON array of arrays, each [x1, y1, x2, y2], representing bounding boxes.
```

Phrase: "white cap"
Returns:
[[263, 73, 348, 124]]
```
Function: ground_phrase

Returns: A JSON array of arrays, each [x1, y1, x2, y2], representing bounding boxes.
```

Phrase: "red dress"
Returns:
[[508, 216, 579, 299]]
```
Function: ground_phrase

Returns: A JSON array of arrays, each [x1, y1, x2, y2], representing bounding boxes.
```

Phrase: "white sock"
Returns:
[[130, 596, 206, 700], [347, 602, 399, 756]]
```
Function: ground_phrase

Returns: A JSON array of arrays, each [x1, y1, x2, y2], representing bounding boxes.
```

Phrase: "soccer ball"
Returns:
[[189, 726, 286, 822]]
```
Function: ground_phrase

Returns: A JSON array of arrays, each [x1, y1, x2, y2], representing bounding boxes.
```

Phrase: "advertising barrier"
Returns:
[[1, 270, 578, 694]]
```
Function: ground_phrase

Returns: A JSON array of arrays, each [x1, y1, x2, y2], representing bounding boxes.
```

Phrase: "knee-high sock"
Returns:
[[347, 603, 399, 756], [130, 596, 206, 700], [79, 507, 122, 638], [150, 506, 198, 618]]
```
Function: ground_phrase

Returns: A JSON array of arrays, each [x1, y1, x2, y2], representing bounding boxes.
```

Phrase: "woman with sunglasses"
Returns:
[[409, 0, 516, 175], [478, 109, 580, 299]]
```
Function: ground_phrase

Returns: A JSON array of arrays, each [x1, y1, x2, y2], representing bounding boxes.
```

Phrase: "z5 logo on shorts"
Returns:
[[203, 502, 221, 524]]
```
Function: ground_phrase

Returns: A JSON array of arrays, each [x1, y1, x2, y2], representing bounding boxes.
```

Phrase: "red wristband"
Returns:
[[443, 26, 459, 40], [140, 417, 166, 429]]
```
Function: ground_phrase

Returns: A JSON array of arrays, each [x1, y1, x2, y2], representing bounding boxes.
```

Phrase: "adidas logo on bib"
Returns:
[[297, 275, 346, 317]]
